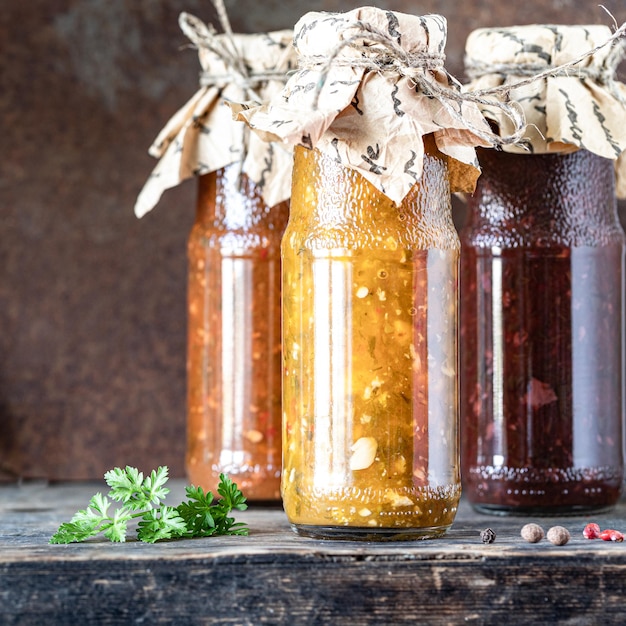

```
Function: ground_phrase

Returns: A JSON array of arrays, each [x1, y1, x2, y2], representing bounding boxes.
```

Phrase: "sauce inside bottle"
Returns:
[[282, 139, 461, 539], [187, 164, 288, 501], [461, 147, 625, 514]]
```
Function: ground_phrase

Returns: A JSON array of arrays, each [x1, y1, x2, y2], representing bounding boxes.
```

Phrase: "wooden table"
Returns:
[[2, 480, 626, 624]]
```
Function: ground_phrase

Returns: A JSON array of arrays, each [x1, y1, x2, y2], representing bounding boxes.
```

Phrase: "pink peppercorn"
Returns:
[[583, 523, 601, 540], [599, 529, 624, 542]]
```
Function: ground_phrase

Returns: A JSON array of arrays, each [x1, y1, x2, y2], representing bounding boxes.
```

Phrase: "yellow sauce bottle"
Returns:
[[282, 137, 460, 539]]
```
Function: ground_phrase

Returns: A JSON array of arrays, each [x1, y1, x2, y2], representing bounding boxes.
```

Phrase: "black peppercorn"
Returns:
[[480, 528, 496, 544]]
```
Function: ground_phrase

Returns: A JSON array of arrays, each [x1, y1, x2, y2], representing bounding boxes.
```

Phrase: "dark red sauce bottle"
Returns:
[[460, 147, 625, 514]]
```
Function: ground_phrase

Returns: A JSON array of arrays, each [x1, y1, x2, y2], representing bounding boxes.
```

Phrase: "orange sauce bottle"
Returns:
[[187, 164, 288, 500]]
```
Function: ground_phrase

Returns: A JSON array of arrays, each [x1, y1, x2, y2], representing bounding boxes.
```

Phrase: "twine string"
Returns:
[[178, 0, 293, 185], [467, 60, 616, 82], [178, 0, 287, 102], [467, 19, 626, 101], [299, 20, 526, 148], [301, 13, 626, 148]]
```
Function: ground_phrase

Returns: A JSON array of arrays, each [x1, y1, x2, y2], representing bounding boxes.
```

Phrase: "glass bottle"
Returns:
[[187, 164, 289, 501], [282, 137, 461, 539], [460, 147, 625, 514]]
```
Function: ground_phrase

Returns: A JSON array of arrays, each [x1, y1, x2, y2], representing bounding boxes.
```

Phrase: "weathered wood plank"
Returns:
[[1, 481, 626, 624]]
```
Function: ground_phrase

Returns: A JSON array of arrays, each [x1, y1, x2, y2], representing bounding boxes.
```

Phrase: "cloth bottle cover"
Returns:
[[233, 7, 524, 205], [135, 15, 297, 218], [464, 24, 626, 197]]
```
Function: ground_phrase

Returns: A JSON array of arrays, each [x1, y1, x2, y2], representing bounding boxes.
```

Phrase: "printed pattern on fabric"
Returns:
[[135, 28, 296, 218], [233, 8, 495, 204], [464, 24, 626, 197]]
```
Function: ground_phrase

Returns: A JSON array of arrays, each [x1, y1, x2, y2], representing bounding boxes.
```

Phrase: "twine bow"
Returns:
[[178, 0, 289, 102], [299, 19, 527, 149], [302, 11, 626, 149]]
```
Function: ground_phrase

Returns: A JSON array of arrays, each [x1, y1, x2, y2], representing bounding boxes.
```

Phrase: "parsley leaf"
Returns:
[[176, 485, 218, 537], [176, 474, 249, 538], [49, 467, 248, 544], [101, 506, 132, 543], [137, 506, 187, 543], [104, 465, 170, 511]]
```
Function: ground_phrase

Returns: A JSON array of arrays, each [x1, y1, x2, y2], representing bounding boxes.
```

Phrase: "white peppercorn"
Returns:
[[520, 523, 545, 543], [547, 525, 570, 546]]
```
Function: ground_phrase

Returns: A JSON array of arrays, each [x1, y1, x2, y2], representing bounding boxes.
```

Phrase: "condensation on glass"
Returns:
[[460, 148, 625, 514], [186, 164, 288, 500], [282, 138, 461, 539]]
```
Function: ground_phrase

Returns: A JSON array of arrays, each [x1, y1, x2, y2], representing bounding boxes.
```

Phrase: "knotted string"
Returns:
[[299, 20, 527, 148], [177, 0, 294, 188], [178, 0, 288, 102], [301, 13, 626, 148], [466, 18, 626, 104]]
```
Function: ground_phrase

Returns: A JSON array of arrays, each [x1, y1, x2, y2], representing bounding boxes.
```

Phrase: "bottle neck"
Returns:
[[195, 164, 287, 232], [464, 148, 622, 246], [289, 137, 458, 250]]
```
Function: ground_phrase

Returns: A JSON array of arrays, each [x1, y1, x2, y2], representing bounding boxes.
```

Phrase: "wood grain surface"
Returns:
[[2, 481, 626, 624]]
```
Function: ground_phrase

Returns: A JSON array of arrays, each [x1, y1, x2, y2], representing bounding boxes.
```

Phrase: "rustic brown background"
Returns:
[[2, 0, 625, 481]]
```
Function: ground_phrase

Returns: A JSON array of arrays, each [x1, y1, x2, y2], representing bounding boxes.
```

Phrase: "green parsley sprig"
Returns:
[[50, 466, 248, 544]]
